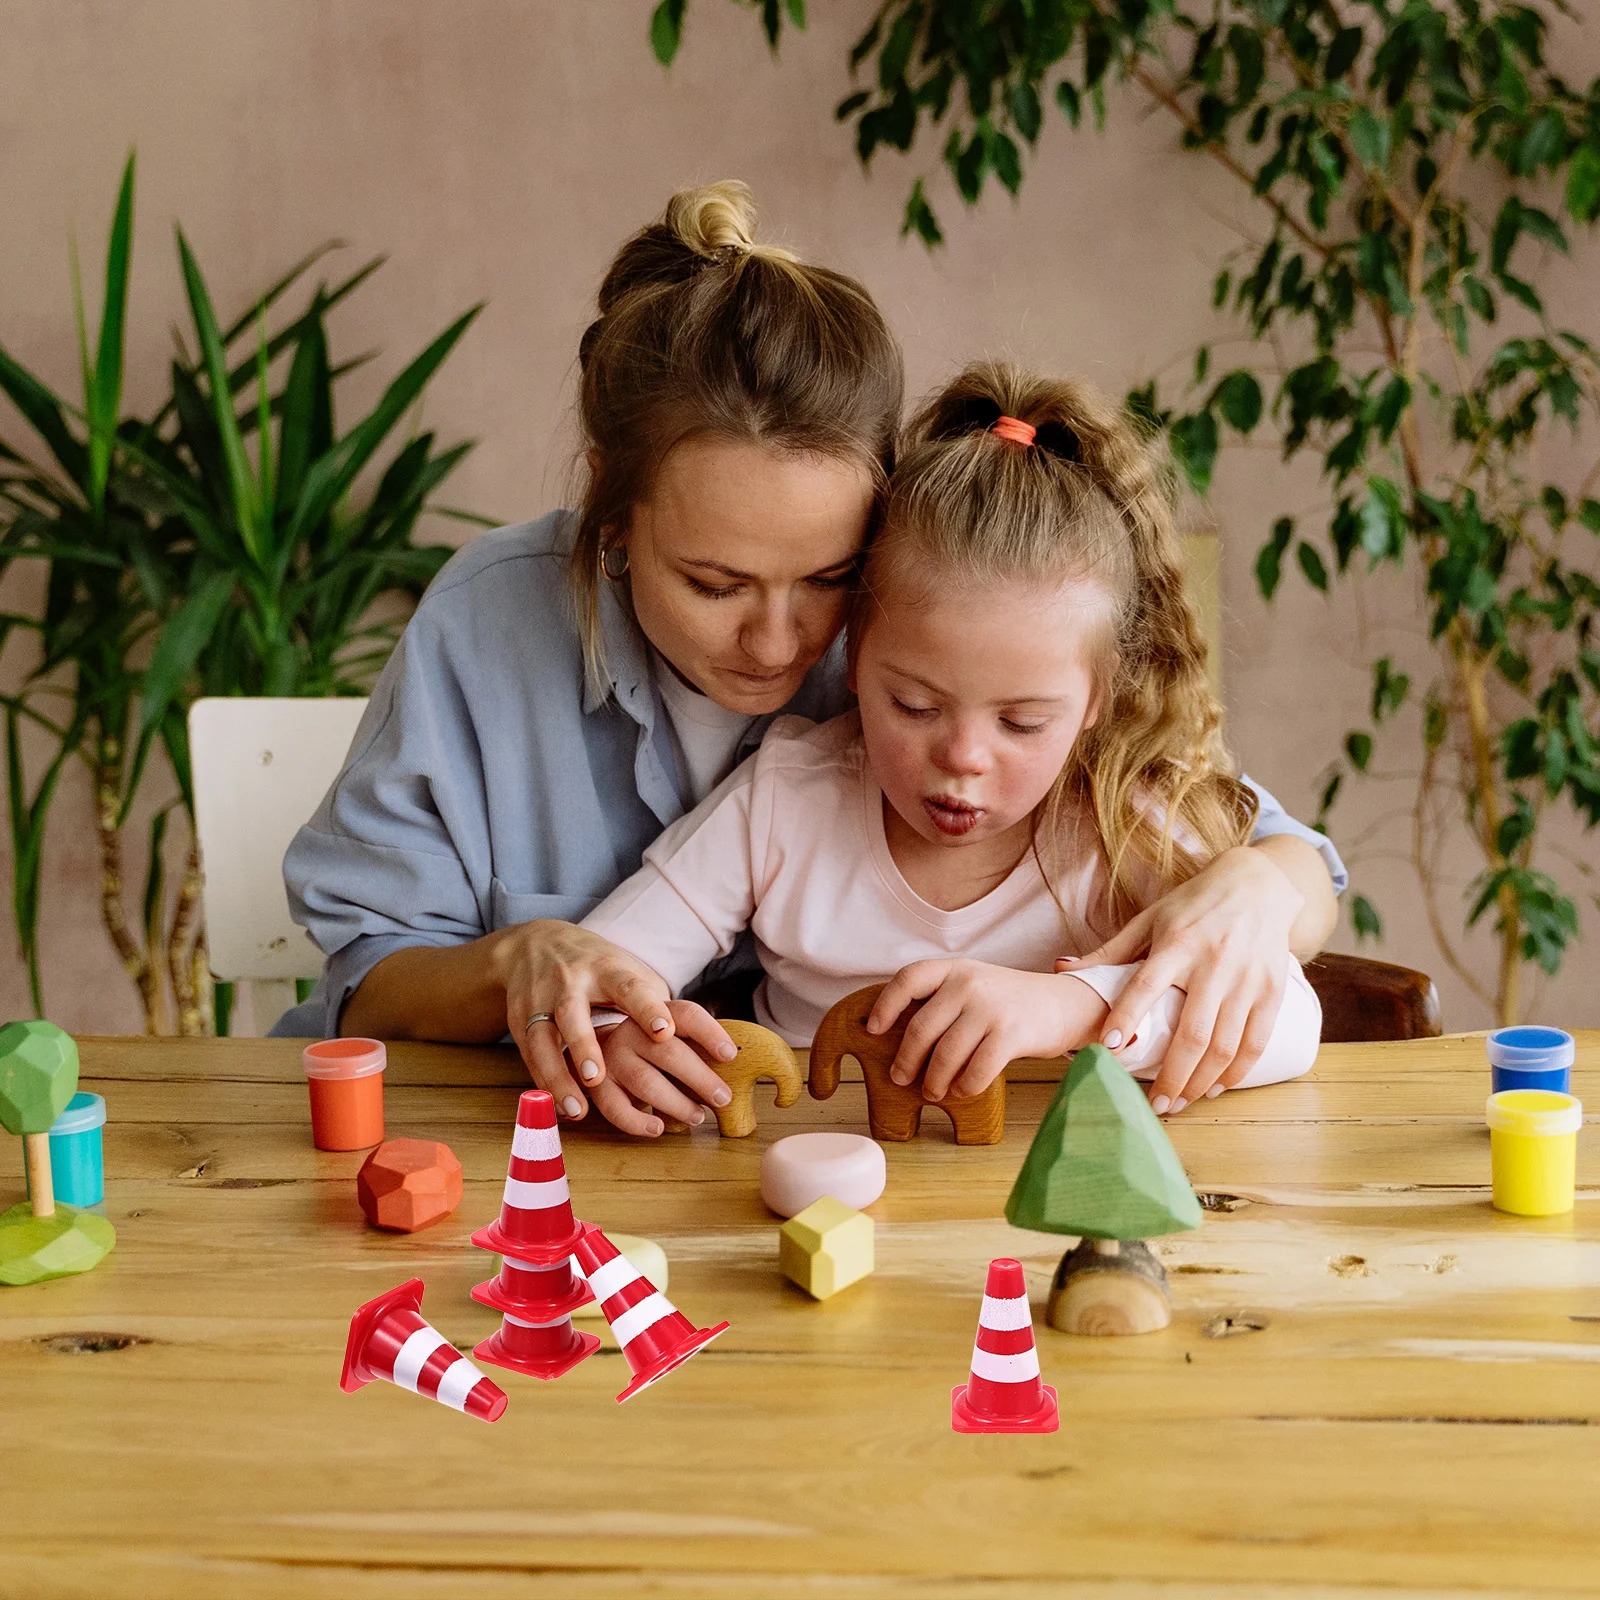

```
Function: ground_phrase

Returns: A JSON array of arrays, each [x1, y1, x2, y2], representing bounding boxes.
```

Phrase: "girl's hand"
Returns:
[[867, 960, 1111, 1102], [1055, 844, 1304, 1113], [489, 920, 703, 1122], [586, 999, 738, 1137]]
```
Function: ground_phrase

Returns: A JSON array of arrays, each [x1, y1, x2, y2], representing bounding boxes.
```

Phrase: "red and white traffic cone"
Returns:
[[471, 1090, 587, 1265], [340, 1278, 507, 1423], [951, 1258, 1058, 1434], [472, 1253, 599, 1380], [575, 1224, 728, 1403]]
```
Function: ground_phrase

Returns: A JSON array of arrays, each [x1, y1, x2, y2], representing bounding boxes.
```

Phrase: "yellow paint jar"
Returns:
[[1485, 1089, 1583, 1216]]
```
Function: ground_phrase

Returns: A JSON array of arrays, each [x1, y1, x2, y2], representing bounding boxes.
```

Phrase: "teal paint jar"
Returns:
[[25, 1092, 107, 1208]]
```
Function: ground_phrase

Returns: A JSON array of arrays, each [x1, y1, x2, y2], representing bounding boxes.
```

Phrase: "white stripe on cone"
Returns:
[[608, 1292, 676, 1348], [980, 1293, 1032, 1330], [434, 1359, 486, 1411], [511, 1123, 564, 1162], [392, 1327, 448, 1392], [502, 1174, 571, 1209], [969, 1345, 1043, 1383], [584, 1253, 638, 1304]]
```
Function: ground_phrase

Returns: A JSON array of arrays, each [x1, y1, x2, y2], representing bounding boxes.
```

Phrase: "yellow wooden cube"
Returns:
[[778, 1195, 874, 1300]]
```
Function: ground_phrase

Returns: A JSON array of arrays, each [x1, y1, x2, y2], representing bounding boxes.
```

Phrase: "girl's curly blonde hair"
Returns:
[[861, 361, 1257, 922]]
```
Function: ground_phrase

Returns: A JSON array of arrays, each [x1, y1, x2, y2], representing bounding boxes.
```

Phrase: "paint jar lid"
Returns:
[[303, 1038, 387, 1080], [1486, 1026, 1575, 1073], [1486, 1088, 1583, 1137], [49, 1091, 106, 1136]]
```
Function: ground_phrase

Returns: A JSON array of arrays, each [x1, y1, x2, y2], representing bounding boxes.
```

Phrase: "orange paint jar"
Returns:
[[303, 1039, 386, 1151]]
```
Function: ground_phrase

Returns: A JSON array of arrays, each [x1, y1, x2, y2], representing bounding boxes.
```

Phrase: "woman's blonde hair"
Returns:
[[861, 361, 1256, 919], [569, 181, 903, 698]]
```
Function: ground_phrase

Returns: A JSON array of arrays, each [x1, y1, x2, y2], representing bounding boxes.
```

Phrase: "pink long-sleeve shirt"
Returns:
[[582, 712, 1320, 1084]]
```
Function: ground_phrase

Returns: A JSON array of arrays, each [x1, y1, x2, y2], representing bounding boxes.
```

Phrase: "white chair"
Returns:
[[188, 697, 369, 1035]]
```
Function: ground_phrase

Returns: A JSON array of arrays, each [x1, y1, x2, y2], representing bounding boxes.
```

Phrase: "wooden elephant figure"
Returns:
[[808, 983, 1006, 1145], [663, 1019, 804, 1136]]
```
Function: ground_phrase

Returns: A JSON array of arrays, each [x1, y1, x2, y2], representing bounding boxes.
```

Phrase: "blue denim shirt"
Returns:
[[274, 511, 1345, 1038]]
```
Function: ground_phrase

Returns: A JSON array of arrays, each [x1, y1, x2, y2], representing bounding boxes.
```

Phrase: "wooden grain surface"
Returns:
[[1, 1031, 1598, 1600]]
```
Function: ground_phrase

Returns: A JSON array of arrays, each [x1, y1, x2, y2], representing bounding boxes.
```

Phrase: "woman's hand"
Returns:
[[584, 999, 739, 1136], [866, 960, 1111, 1102], [489, 920, 731, 1121], [1055, 844, 1307, 1113]]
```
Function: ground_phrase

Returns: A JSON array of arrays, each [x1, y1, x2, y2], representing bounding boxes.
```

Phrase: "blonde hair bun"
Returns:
[[666, 179, 798, 265]]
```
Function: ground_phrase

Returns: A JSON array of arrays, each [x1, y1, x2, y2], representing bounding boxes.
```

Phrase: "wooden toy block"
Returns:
[[572, 1233, 669, 1319], [778, 1195, 874, 1300], [0, 1019, 80, 1219], [0, 1201, 115, 1286], [1007, 1043, 1201, 1337], [809, 984, 1005, 1145], [357, 1138, 463, 1232]]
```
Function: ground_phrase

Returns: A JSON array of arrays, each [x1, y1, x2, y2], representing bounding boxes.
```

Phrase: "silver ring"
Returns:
[[524, 1012, 556, 1032]]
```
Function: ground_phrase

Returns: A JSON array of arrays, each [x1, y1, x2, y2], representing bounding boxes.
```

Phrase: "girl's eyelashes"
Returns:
[[890, 696, 937, 719], [1001, 718, 1049, 736], [888, 696, 1049, 735]]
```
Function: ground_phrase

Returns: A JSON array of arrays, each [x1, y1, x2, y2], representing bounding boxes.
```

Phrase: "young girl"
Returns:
[[578, 363, 1327, 1132]]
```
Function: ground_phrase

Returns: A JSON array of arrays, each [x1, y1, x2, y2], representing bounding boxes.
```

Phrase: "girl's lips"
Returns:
[[923, 796, 983, 837]]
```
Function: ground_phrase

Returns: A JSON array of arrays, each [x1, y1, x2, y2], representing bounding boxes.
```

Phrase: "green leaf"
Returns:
[[1297, 540, 1329, 591], [1007, 81, 1042, 144], [901, 179, 944, 247], [1371, 656, 1411, 721], [650, 0, 686, 65], [87, 152, 135, 515], [1256, 516, 1293, 600], [1325, 26, 1363, 81], [137, 570, 236, 764], [1348, 106, 1389, 170], [1345, 730, 1373, 770], [784, 0, 805, 27], [1567, 145, 1600, 224], [1211, 269, 1231, 309], [1424, 697, 1448, 749], [1055, 80, 1081, 127], [1212, 370, 1262, 433], [1516, 205, 1568, 255], [0, 346, 88, 486], [177, 229, 261, 558], [1168, 410, 1218, 493], [1351, 893, 1382, 941]]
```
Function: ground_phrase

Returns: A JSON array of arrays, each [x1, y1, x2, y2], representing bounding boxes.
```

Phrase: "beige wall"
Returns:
[[2, 0, 1596, 1033]]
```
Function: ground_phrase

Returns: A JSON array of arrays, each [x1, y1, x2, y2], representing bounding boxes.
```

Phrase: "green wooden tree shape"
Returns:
[[1006, 1045, 1200, 1336]]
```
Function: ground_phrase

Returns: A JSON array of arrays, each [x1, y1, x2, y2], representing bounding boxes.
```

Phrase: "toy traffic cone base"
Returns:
[[951, 1257, 1059, 1435], [575, 1223, 728, 1403], [474, 1311, 601, 1381], [341, 1278, 507, 1423], [471, 1089, 587, 1264]]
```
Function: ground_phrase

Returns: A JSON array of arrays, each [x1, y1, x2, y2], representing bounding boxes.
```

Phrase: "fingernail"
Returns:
[[579, 1060, 600, 1082], [1104, 1029, 1124, 1049], [1173, 1096, 1188, 1113], [891, 1070, 909, 1085], [692, 1108, 707, 1125], [561, 1095, 583, 1118], [865, 1019, 881, 1034], [649, 1017, 670, 1034], [1151, 1094, 1171, 1114], [644, 1117, 662, 1136], [1058, 955, 1078, 965], [711, 1086, 731, 1106], [1206, 1084, 1224, 1099], [718, 1042, 737, 1060]]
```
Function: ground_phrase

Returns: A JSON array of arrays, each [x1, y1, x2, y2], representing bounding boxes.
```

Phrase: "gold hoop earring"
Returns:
[[601, 544, 630, 581]]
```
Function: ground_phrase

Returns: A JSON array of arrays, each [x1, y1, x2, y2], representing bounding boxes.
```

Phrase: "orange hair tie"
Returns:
[[991, 415, 1036, 446]]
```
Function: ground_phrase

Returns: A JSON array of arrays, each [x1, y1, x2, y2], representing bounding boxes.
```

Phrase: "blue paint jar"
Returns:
[[1487, 1026, 1575, 1095], [26, 1092, 107, 1208]]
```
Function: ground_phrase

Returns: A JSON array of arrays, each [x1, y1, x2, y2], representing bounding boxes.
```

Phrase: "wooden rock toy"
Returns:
[[779, 1195, 874, 1301], [809, 984, 1006, 1145], [1006, 1043, 1201, 1336], [357, 1139, 464, 1232]]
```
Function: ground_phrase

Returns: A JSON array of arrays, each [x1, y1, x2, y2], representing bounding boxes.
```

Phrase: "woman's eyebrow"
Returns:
[[681, 556, 858, 580]]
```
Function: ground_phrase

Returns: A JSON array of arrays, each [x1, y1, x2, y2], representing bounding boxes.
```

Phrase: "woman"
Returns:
[[277, 182, 1345, 1134]]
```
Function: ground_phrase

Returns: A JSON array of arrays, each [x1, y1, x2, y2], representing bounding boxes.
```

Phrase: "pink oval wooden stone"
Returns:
[[760, 1133, 885, 1218]]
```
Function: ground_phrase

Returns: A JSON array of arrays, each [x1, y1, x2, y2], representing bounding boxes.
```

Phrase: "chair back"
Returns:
[[188, 696, 368, 1031]]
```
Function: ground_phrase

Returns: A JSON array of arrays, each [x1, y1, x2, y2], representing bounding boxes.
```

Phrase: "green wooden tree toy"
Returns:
[[0, 1020, 114, 1286], [1006, 1044, 1202, 1336]]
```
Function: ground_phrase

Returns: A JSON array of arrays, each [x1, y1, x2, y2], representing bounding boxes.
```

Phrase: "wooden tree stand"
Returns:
[[1046, 1238, 1172, 1336]]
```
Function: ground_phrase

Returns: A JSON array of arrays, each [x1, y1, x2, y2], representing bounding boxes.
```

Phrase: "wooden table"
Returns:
[[2, 1032, 1598, 1598]]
